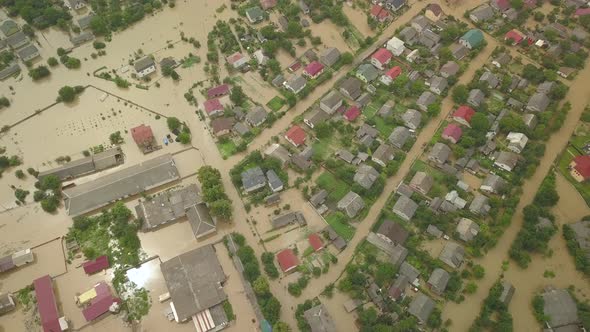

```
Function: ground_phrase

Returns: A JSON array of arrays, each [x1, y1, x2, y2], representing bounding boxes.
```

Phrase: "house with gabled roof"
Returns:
[[246, 106, 268, 127], [409, 171, 433, 195], [456, 218, 480, 242], [392, 195, 418, 221], [427, 268, 450, 295], [389, 126, 411, 149], [442, 123, 463, 144], [439, 242, 465, 268], [372, 143, 395, 167], [417, 91, 437, 112], [337, 191, 365, 218], [285, 125, 306, 147], [452, 105, 475, 127]]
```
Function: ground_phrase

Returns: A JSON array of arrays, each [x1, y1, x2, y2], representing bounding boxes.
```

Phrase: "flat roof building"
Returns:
[[38, 147, 124, 181]]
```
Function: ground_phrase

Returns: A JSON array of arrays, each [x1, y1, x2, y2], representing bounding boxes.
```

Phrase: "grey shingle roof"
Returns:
[[408, 293, 435, 323]]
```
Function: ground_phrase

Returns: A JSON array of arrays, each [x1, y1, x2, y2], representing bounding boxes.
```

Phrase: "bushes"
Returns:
[[197, 166, 233, 219], [57, 85, 84, 102], [261, 252, 279, 279], [563, 224, 590, 276], [470, 281, 514, 332], [28, 65, 50, 80]]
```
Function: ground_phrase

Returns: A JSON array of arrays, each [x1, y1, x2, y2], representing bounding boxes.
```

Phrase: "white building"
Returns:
[[386, 37, 406, 56], [506, 132, 528, 154]]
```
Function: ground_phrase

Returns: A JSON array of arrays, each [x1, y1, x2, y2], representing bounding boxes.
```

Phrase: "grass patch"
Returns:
[[218, 140, 237, 158], [312, 139, 336, 161], [181, 55, 201, 68], [325, 212, 355, 241], [316, 171, 350, 202], [373, 116, 395, 137], [223, 300, 235, 321], [363, 103, 379, 118], [266, 96, 286, 112]]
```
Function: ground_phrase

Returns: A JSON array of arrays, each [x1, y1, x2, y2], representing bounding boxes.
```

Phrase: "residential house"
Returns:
[[233, 122, 250, 137], [372, 143, 395, 167], [260, 0, 277, 9], [299, 0, 310, 14], [523, 113, 537, 130], [0, 20, 18, 37], [467, 89, 485, 108], [425, 3, 444, 22], [429, 76, 448, 95], [253, 49, 268, 65], [378, 100, 395, 117], [442, 123, 463, 144], [356, 63, 379, 83], [241, 167, 266, 193], [480, 71, 500, 89], [339, 77, 362, 100], [401, 108, 422, 130], [452, 105, 475, 127], [343, 106, 361, 122], [266, 170, 283, 192], [370, 4, 391, 22], [427, 224, 443, 237], [419, 29, 441, 50], [278, 16, 289, 31], [204, 99, 224, 118], [226, 52, 248, 69], [492, 52, 512, 68], [134, 56, 156, 78], [386, 37, 405, 56], [494, 151, 519, 171], [399, 26, 418, 44], [211, 117, 235, 137], [303, 61, 325, 79], [429, 142, 451, 164], [505, 29, 525, 45], [526, 93, 550, 112], [380, 66, 403, 85], [207, 84, 230, 99], [304, 108, 330, 129], [506, 132, 528, 153], [408, 293, 435, 324], [460, 29, 484, 49], [77, 14, 94, 30], [246, 7, 265, 23], [273, 213, 307, 230], [480, 174, 506, 194], [440, 61, 459, 78], [557, 67, 575, 79], [277, 249, 299, 273], [569, 220, 590, 258], [310, 189, 328, 208], [130, 124, 156, 153], [451, 43, 469, 60], [499, 282, 516, 305], [456, 218, 480, 242], [70, 31, 95, 46], [285, 125, 306, 147], [389, 126, 411, 149], [411, 15, 430, 33], [357, 123, 379, 147], [16, 44, 39, 62], [0, 293, 15, 315], [376, 220, 409, 245], [320, 90, 343, 114], [410, 171, 434, 195], [503, 7, 518, 20], [385, 0, 406, 12], [284, 75, 307, 94], [542, 288, 580, 332], [272, 74, 285, 88], [537, 81, 555, 94], [291, 146, 314, 170], [6, 31, 27, 49], [427, 268, 450, 295], [354, 164, 380, 189], [264, 144, 291, 167], [0, 62, 19, 80], [491, 0, 510, 11], [390, 244, 409, 267], [337, 191, 365, 218], [320, 47, 341, 67], [392, 195, 418, 221], [469, 194, 491, 215], [400, 261, 420, 283], [469, 5, 494, 23], [66, 0, 87, 10], [569, 155, 590, 182], [439, 242, 465, 268], [246, 106, 268, 127], [417, 91, 437, 112], [303, 304, 337, 332]]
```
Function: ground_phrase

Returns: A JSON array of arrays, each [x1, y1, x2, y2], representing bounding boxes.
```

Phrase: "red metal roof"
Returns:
[[370, 4, 390, 20], [344, 106, 361, 122], [82, 291, 119, 322], [289, 61, 301, 72], [371, 48, 392, 65], [260, 0, 277, 9], [575, 8, 590, 16], [130, 124, 154, 145], [285, 125, 306, 146], [427, 3, 443, 16], [308, 234, 323, 252], [505, 30, 524, 44], [384, 66, 402, 79], [494, 0, 510, 11], [226, 52, 244, 65], [207, 84, 230, 98], [574, 155, 590, 180], [34, 275, 61, 332], [83, 255, 109, 275], [204, 98, 223, 115], [304, 61, 325, 77], [442, 123, 463, 142], [453, 105, 475, 123], [276, 249, 299, 272]]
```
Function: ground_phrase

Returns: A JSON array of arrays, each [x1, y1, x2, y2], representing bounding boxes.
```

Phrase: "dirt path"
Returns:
[[442, 44, 590, 332]]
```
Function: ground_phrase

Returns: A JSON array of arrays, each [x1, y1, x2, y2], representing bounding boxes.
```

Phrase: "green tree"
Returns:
[[178, 132, 191, 144], [375, 263, 396, 287], [253, 276, 270, 296], [341, 52, 354, 65], [261, 296, 281, 324], [47, 57, 58, 67], [452, 84, 469, 104], [40, 175, 62, 191], [28, 66, 50, 80], [471, 113, 490, 132], [57, 86, 76, 102], [167, 117, 181, 131], [273, 322, 291, 332], [209, 199, 233, 219], [110, 131, 124, 145], [230, 86, 246, 105], [472, 265, 485, 279]]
